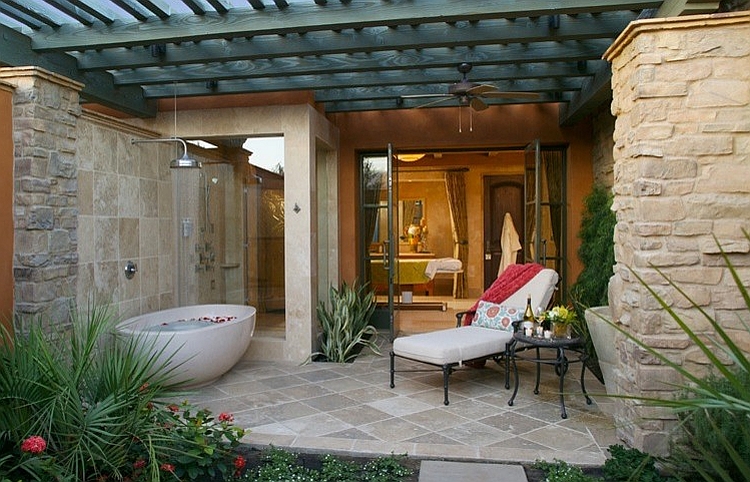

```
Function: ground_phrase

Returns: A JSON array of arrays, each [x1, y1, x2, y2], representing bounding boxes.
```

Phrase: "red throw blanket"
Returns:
[[462, 263, 545, 326]]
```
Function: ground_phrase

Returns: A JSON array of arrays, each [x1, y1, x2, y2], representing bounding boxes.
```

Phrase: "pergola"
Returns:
[[0, 0, 721, 122]]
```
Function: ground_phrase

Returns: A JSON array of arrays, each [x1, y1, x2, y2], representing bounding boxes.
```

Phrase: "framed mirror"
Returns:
[[399, 199, 426, 252]]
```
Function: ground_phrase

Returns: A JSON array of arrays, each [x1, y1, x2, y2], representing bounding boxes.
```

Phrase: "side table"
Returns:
[[508, 333, 592, 419]]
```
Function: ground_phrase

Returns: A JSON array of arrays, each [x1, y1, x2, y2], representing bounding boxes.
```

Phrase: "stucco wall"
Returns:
[[605, 11, 750, 453]]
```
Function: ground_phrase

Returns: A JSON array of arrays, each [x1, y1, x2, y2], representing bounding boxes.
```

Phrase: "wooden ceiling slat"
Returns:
[[66, 0, 116, 24], [73, 11, 637, 71], [110, 0, 149, 21], [205, 0, 232, 14], [134, 0, 171, 20], [0, 5, 45, 29], [110, 40, 613, 86], [2, 0, 61, 28], [30, 0, 661, 52], [41, 0, 96, 26]]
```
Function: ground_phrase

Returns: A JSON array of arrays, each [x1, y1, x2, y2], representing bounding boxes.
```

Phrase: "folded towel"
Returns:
[[424, 258, 463, 279]]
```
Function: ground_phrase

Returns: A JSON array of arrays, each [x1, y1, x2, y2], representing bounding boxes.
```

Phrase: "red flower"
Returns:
[[133, 459, 146, 470], [20, 435, 46, 454], [160, 463, 175, 473], [234, 455, 246, 477], [167, 404, 180, 413], [218, 412, 234, 423]]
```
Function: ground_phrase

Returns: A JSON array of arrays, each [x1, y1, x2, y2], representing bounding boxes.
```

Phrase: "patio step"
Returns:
[[418, 460, 528, 482]]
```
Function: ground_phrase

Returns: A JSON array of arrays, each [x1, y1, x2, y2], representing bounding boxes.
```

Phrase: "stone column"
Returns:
[[604, 12, 750, 453], [0, 67, 83, 325]]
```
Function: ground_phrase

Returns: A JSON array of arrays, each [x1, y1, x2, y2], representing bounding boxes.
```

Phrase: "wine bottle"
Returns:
[[522, 294, 535, 335]]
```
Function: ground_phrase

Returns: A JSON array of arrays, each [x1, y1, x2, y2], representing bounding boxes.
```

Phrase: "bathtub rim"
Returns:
[[117, 304, 257, 335]]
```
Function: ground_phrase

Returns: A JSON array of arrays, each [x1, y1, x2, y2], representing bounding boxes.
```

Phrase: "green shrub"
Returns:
[[569, 183, 616, 384], [532, 459, 599, 482], [235, 447, 413, 482], [603, 445, 674, 482], [667, 370, 750, 481], [314, 281, 380, 363]]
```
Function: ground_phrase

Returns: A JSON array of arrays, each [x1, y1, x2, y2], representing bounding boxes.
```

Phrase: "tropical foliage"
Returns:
[[314, 281, 380, 363], [0, 303, 248, 481]]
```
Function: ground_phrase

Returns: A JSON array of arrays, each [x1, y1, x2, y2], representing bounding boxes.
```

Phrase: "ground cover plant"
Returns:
[[230, 446, 415, 482]]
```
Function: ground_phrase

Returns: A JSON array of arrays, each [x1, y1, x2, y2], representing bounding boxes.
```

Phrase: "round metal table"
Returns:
[[508, 333, 592, 419]]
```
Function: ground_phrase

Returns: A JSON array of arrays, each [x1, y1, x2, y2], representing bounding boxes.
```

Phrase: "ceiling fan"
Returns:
[[401, 62, 540, 111]]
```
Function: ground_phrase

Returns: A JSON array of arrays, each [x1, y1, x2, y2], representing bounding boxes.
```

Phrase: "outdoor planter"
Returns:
[[584, 306, 619, 396]]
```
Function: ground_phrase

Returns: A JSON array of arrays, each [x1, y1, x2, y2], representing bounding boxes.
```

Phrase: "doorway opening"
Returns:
[[359, 146, 567, 336]]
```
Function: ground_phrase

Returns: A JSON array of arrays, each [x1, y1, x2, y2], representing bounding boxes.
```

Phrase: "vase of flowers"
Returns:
[[544, 305, 577, 339]]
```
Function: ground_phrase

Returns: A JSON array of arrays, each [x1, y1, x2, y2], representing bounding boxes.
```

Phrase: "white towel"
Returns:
[[425, 258, 463, 279], [498, 212, 521, 277]]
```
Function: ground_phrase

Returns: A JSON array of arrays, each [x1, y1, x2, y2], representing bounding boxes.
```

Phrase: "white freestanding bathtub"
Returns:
[[117, 304, 256, 388]]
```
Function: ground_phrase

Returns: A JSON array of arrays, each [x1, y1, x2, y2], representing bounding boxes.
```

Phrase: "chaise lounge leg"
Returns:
[[389, 351, 395, 388], [442, 364, 450, 405]]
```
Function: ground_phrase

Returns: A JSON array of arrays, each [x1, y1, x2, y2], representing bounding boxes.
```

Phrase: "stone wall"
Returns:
[[1, 68, 82, 325], [591, 104, 616, 189], [604, 12, 750, 453], [75, 112, 177, 319]]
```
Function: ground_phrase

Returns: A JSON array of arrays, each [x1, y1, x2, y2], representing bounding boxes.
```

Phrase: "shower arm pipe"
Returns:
[[131, 137, 201, 168], [131, 136, 189, 155]]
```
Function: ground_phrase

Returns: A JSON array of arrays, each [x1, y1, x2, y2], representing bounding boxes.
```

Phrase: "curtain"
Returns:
[[362, 160, 384, 283], [542, 149, 563, 264], [445, 171, 468, 298]]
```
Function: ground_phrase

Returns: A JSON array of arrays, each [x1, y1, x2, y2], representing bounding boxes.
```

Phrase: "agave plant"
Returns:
[[605, 232, 750, 481], [313, 281, 380, 363]]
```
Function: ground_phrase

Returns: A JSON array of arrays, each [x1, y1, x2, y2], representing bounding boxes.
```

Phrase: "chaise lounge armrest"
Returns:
[[455, 310, 475, 327]]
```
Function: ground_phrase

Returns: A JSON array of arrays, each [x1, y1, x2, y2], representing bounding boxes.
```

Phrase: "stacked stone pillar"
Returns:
[[604, 12, 750, 453], [0, 67, 82, 325]]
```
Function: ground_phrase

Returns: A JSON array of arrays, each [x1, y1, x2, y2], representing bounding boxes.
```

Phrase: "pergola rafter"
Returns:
[[0, 0, 722, 120]]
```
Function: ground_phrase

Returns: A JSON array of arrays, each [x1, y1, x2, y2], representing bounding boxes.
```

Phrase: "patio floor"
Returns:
[[183, 334, 620, 467]]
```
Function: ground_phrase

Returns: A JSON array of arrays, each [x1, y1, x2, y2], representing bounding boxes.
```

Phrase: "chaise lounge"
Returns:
[[389, 263, 559, 405]]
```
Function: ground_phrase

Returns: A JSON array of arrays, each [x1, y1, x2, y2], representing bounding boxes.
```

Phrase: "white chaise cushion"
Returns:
[[393, 326, 513, 366], [501, 268, 560, 310]]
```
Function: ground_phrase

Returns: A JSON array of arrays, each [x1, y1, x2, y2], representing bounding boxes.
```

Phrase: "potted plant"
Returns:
[[543, 305, 578, 339], [313, 280, 380, 363]]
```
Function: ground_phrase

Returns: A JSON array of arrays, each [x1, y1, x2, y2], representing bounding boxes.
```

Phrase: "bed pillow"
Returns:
[[470, 301, 524, 332]]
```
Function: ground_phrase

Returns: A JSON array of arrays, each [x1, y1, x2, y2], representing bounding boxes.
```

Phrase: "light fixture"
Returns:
[[397, 153, 425, 162], [130, 137, 202, 169]]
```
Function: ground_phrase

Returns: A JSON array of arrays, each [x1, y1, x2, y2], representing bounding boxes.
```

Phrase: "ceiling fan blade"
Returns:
[[480, 91, 542, 99], [466, 84, 498, 96], [415, 97, 455, 109], [400, 93, 452, 99], [470, 97, 488, 111]]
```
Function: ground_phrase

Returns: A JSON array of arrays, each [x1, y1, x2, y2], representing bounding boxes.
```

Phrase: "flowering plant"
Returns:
[[543, 305, 577, 325], [138, 401, 247, 481]]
